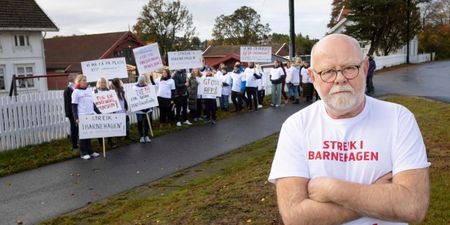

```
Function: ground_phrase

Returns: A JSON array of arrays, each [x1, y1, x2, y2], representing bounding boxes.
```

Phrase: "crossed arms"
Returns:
[[275, 168, 429, 225]]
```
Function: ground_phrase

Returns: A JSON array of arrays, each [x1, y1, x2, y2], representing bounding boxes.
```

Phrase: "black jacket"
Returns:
[[172, 71, 188, 97], [63, 86, 74, 118]]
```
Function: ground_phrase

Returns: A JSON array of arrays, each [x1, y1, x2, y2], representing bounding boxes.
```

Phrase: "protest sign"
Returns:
[[133, 43, 163, 74], [79, 113, 126, 139], [240, 46, 272, 62], [127, 85, 159, 112], [198, 77, 222, 98], [93, 90, 121, 114], [168, 50, 202, 70], [81, 58, 128, 82]]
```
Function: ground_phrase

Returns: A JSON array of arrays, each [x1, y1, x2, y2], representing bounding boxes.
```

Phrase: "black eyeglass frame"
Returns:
[[313, 61, 363, 83]]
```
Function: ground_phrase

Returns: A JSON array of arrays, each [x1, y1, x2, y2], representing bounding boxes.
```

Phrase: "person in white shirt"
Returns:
[[111, 78, 130, 139], [301, 61, 314, 103], [156, 69, 175, 128], [244, 62, 262, 111], [256, 64, 266, 108], [93, 77, 115, 148], [133, 75, 153, 143], [71, 74, 101, 160], [270, 59, 286, 107], [287, 59, 301, 104], [269, 34, 430, 225], [218, 64, 232, 111], [230, 64, 244, 112]]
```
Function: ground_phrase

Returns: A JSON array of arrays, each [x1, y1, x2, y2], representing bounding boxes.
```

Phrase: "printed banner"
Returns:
[[198, 77, 222, 98], [126, 85, 159, 112], [79, 113, 126, 139], [81, 58, 128, 82], [133, 43, 163, 74], [93, 90, 122, 114], [168, 50, 202, 70], [240, 46, 272, 62]]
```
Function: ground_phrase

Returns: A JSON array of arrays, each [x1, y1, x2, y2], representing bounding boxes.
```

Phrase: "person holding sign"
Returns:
[[172, 69, 192, 127], [256, 64, 266, 108], [230, 64, 244, 112], [94, 77, 115, 148], [244, 62, 262, 111], [133, 75, 153, 143], [71, 74, 101, 160], [156, 69, 175, 128], [188, 68, 203, 121], [202, 69, 218, 124], [218, 64, 231, 111], [111, 78, 130, 139]]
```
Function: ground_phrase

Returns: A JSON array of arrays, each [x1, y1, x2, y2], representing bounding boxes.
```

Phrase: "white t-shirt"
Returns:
[[221, 72, 232, 96], [270, 67, 284, 81], [258, 70, 267, 91], [71, 88, 95, 115], [156, 78, 175, 99], [230, 72, 242, 92], [301, 67, 311, 83], [268, 96, 430, 225], [244, 68, 258, 87], [289, 66, 301, 85]]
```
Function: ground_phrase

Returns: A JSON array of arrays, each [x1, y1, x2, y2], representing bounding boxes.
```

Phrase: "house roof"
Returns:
[[202, 43, 288, 57], [0, 0, 58, 31], [44, 31, 143, 72]]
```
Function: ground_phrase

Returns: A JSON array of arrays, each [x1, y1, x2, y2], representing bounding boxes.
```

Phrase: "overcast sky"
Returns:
[[35, 0, 332, 40]]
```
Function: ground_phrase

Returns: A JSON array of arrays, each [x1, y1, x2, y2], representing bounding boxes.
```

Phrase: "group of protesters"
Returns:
[[64, 58, 317, 160]]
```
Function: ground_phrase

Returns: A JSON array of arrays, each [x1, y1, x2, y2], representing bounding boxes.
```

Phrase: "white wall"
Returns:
[[0, 31, 48, 94]]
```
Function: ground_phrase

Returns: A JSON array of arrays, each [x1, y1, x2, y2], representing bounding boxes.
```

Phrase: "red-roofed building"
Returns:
[[44, 31, 144, 89], [202, 43, 289, 69]]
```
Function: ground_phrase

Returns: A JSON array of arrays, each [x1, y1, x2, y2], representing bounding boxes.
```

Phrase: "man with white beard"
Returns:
[[268, 34, 430, 225]]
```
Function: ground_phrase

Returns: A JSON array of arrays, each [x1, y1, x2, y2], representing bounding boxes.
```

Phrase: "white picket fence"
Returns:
[[0, 83, 161, 152]]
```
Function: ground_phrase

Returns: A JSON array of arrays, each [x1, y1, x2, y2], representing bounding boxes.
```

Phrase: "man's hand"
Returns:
[[308, 177, 337, 203]]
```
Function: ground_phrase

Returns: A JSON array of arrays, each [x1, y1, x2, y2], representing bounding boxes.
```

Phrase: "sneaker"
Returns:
[[257, 105, 263, 109], [183, 120, 192, 125], [145, 136, 151, 142], [91, 152, 100, 158], [81, 155, 91, 160], [140, 137, 145, 143], [275, 104, 280, 107], [176, 122, 182, 127]]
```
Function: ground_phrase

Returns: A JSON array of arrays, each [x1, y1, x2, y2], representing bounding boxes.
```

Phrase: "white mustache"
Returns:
[[329, 85, 354, 95]]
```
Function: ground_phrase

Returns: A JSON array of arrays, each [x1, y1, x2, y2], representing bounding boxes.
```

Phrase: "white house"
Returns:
[[0, 0, 58, 94]]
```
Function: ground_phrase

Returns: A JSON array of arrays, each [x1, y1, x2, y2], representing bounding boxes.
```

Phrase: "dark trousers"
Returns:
[[258, 90, 265, 105], [68, 116, 78, 148], [241, 89, 249, 108], [175, 95, 188, 122], [158, 97, 172, 123], [79, 139, 94, 156], [137, 112, 152, 137], [366, 75, 374, 94], [281, 80, 288, 100], [231, 91, 243, 111], [204, 98, 217, 120], [246, 87, 258, 111], [97, 137, 113, 147], [191, 98, 203, 119]]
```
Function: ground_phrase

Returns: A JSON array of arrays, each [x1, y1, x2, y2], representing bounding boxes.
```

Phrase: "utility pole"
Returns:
[[289, 0, 295, 60], [406, 0, 411, 64]]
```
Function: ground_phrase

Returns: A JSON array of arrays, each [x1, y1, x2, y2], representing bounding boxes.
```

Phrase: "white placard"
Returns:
[[93, 90, 122, 114], [168, 50, 202, 70], [127, 85, 159, 112], [79, 114, 126, 139], [133, 43, 163, 74], [198, 77, 222, 98], [81, 58, 128, 82], [240, 46, 272, 62]]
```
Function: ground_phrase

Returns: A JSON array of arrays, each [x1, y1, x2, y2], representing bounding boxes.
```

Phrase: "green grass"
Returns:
[[0, 96, 274, 177], [40, 96, 450, 225]]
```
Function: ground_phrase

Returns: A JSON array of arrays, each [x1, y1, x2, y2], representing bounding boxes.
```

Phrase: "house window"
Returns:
[[0, 66, 5, 90], [14, 35, 30, 47], [16, 65, 34, 88]]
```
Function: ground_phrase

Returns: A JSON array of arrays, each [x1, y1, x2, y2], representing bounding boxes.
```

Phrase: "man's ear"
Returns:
[[307, 68, 315, 82], [362, 57, 369, 78]]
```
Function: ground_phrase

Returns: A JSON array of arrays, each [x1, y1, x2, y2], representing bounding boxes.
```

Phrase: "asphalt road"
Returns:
[[0, 60, 448, 225]]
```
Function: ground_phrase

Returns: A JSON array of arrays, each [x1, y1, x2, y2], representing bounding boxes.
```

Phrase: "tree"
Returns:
[[269, 33, 318, 55], [133, 0, 196, 57], [419, 0, 450, 59], [212, 6, 271, 45], [344, 0, 423, 55]]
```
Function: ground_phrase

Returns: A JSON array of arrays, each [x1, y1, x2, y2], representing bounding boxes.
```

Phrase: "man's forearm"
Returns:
[[285, 199, 359, 225], [328, 170, 429, 223]]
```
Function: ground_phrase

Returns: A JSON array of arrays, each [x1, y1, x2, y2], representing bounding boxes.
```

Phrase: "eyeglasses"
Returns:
[[314, 62, 362, 83]]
